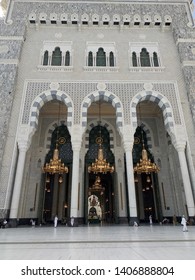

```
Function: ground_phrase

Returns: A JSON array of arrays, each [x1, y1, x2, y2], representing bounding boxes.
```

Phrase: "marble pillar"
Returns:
[[10, 141, 28, 224], [175, 143, 195, 217], [123, 140, 138, 224], [70, 142, 81, 225]]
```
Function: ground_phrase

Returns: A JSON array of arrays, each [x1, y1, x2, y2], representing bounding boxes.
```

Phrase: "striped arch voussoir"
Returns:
[[29, 90, 73, 129], [131, 91, 175, 135], [85, 120, 114, 151], [140, 123, 153, 150], [81, 90, 123, 131]]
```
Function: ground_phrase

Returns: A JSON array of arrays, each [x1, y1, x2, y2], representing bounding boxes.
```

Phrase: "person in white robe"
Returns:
[[54, 215, 58, 228], [181, 215, 188, 232]]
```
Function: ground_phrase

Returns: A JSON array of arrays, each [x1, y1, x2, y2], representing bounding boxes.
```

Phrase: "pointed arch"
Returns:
[[96, 47, 106, 66], [109, 51, 114, 67], [140, 48, 150, 67], [132, 52, 137, 67], [130, 90, 175, 139], [44, 120, 67, 150], [85, 119, 115, 153], [153, 52, 159, 67], [139, 122, 153, 150], [43, 50, 49, 65], [88, 51, 93, 66], [65, 51, 70, 66], [29, 90, 73, 130], [81, 90, 124, 136], [51, 47, 62, 66]]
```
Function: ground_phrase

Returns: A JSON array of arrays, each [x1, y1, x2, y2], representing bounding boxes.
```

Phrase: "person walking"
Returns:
[[181, 215, 188, 232], [71, 216, 74, 227], [134, 221, 138, 227], [30, 219, 35, 227], [1, 219, 7, 228], [149, 215, 152, 225], [54, 215, 58, 228]]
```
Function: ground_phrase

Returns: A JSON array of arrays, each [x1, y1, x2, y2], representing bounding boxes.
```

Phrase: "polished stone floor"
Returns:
[[0, 224, 195, 260]]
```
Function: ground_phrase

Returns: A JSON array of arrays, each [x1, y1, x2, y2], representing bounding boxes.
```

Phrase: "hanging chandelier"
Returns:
[[88, 144, 114, 174], [88, 176, 105, 194], [134, 103, 159, 174], [42, 144, 68, 175], [88, 100, 114, 174], [42, 102, 68, 178], [133, 143, 160, 174]]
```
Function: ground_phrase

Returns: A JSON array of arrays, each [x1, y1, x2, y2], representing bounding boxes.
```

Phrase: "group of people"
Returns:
[[54, 215, 75, 227], [147, 214, 189, 232], [30, 219, 36, 226], [29, 216, 75, 228], [0, 219, 8, 228], [1, 215, 190, 231]]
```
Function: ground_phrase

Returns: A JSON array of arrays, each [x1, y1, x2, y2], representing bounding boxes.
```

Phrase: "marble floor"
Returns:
[[0, 224, 195, 260]]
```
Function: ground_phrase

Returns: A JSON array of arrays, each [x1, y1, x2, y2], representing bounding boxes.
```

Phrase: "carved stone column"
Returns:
[[10, 142, 28, 222], [123, 125, 138, 225], [174, 142, 195, 217], [123, 141, 138, 224], [69, 125, 82, 226], [9, 125, 31, 226]]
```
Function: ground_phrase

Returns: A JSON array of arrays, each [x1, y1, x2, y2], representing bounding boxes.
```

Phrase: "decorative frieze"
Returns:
[[22, 81, 182, 128], [8, 2, 191, 37]]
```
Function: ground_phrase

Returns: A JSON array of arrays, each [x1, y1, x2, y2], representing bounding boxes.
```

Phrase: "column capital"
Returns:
[[122, 124, 134, 143], [173, 141, 186, 152], [70, 124, 83, 151], [17, 141, 29, 152], [122, 124, 135, 151], [123, 140, 134, 153], [173, 125, 187, 152], [17, 125, 32, 152], [72, 141, 82, 152]]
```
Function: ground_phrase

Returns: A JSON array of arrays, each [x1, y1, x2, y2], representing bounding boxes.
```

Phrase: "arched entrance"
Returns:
[[132, 100, 163, 223], [39, 100, 73, 225], [42, 123, 73, 224], [85, 124, 116, 224], [133, 125, 162, 223]]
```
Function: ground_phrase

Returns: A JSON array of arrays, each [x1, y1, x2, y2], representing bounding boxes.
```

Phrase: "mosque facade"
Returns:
[[0, 0, 195, 226]]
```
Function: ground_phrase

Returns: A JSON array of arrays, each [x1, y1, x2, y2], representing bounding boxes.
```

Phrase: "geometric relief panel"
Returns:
[[22, 81, 181, 125], [153, 83, 181, 124]]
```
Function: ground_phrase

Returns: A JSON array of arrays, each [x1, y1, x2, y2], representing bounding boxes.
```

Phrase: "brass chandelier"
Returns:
[[42, 143, 68, 175], [134, 103, 160, 174], [42, 102, 68, 180], [133, 143, 160, 174], [88, 176, 105, 194], [88, 143, 114, 174], [88, 100, 114, 174]]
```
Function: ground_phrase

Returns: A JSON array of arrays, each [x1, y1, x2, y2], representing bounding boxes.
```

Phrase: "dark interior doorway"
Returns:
[[87, 173, 115, 224]]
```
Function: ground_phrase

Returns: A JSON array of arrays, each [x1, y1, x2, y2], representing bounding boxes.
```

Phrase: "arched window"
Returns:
[[51, 47, 62, 66], [43, 50, 49, 66], [153, 52, 159, 67], [140, 48, 150, 67], [109, 51, 114, 67], [132, 52, 138, 67], [88, 51, 93, 66], [96, 48, 106, 66], [65, 51, 70, 66]]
